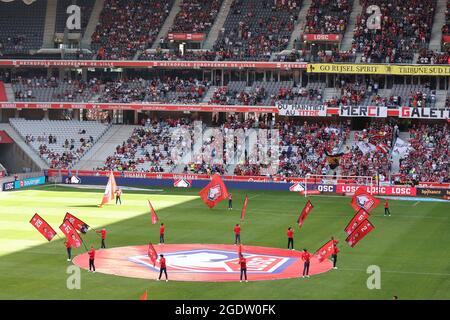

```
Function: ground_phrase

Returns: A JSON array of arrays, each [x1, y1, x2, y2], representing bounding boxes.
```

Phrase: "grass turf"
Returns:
[[0, 185, 449, 300]]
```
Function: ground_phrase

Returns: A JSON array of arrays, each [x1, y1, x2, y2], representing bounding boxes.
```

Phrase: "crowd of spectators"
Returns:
[[169, 0, 222, 34], [139, 49, 217, 61], [91, 0, 172, 60], [213, 0, 302, 61], [339, 122, 393, 179], [276, 48, 356, 63], [397, 124, 449, 183], [417, 49, 450, 65], [352, 0, 436, 63], [304, 0, 352, 34]]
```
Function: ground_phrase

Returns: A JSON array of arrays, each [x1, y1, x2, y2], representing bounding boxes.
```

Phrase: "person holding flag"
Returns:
[[287, 227, 294, 250], [65, 239, 72, 261], [234, 224, 241, 245], [384, 199, 391, 216], [301, 248, 311, 278], [96, 228, 107, 248], [228, 193, 233, 210], [239, 254, 248, 283], [116, 188, 122, 205], [157, 254, 168, 282], [159, 223, 165, 245], [88, 246, 96, 273], [331, 237, 339, 269]]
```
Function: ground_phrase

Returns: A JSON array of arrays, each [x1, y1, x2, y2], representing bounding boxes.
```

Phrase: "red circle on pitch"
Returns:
[[72, 244, 333, 282]]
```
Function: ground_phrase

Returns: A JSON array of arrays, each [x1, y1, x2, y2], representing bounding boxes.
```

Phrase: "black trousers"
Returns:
[[159, 267, 168, 280], [116, 196, 121, 204], [332, 254, 337, 267], [385, 208, 391, 215], [160, 234, 164, 243], [101, 239, 106, 248], [228, 200, 232, 209], [288, 238, 294, 249], [67, 248, 72, 259], [303, 261, 310, 276], [235, 234, 240, 244], [89, 259, 95, 271], [240, 268, 247, 280]]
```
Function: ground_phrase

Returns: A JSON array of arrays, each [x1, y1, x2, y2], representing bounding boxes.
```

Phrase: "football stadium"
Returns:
[[0, 0, 449, 307]]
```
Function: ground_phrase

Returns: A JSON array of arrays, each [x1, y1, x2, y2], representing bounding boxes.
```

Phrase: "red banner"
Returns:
[[0, 130, 13, 144], [297, 199, 314, 228], [303, 34, 341, 42], [241, 195, 248, 221], [168, 33, 205, 41], [29, 213, 57, 241], [198, 174, 229, 209], [148, 243, 158, 267], [0, 59, 307, 70], [64, 212, 89, 234], [345, 219, 375, 247], [148, 200, 159, 225], [344, 209, 370, 235], [59, 220, 83, 248], [314, 239, 339, 263]]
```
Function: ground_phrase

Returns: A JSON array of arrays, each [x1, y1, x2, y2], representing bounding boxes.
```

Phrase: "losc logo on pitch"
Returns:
[[129, 249, 295, 274], [207, 185, 222, 201]]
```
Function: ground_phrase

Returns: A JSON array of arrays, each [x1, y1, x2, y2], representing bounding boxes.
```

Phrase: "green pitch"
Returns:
[[0, 185, 449, 300]]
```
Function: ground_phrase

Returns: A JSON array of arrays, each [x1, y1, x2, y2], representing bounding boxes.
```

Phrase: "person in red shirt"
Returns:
[[115, 188, 122, 205], [331, 236, 339, 269], [239, 254, 248, 282], [159, 223, 165, 245], [301, 249, 311, 278], [65, 240, 72, 261], [384, 199, 391, 216], [287, 227, 294, 250], [88, 246, 96, 273], [157, 254, 168, 282], [234, 224, 241, 245], [228, 193, 233, 210], [96, 228, 107, 248]]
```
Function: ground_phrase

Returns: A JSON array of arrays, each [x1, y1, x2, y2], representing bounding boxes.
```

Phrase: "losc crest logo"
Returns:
[[129, 249, 294, 274], [356, 194, 374, 210], [207, 184, 222, 201], [173, 179, 192, 188], [289, 182, 305, 192]]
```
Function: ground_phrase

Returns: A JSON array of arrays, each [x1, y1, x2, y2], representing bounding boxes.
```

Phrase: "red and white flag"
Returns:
[[59, 220, 83, 248], [148, 243, 158, 267], [148, 200, 158, 225], [100, 171, 117, 207], [345, 219, 375, 247], [198, 174, 229, 209], [351, 188, 380, 213], [344, 208, 370, 235], [241, 195, 248, 221], [29, 213, 57, 241], [297, 199, 314, 228], [314, 239, 340, 263], [376, 143, 389, 154], [64, 212, 89, 234]]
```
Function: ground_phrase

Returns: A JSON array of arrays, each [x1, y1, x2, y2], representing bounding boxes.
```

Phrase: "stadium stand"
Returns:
[[213, 0, 302, 61], [304, 0, 352, 35], [91, 0, 173, 60], [0, 0, 47, 55], [0, 81, 7, 102], [9, 119, 111, 169]]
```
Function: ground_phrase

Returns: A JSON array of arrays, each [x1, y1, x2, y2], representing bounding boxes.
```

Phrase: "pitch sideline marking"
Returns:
[[339, 267, 450, 277]]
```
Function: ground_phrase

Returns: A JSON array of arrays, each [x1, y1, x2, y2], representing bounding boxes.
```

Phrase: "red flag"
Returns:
[[314, 239, 340, 263], [29, 213, 57, 241], [297, 199, 314, 228], [344, 208, 370, 235], [345, 219, 375, 247], [241, 195, 248, 221], [198, 174, 229, 208], [147, 243, 158, 267], [59, 220, 83, 248], [148, 200, 158, 225], [64, 212, 89, 234], [139, 290, 148, 300], [351, 188, 380, 213], [100, 171, 117, 207]]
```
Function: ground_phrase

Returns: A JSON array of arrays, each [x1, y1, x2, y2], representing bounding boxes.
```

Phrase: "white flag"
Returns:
[[393, 138, 413, 156], [357, 141, 377, 155]]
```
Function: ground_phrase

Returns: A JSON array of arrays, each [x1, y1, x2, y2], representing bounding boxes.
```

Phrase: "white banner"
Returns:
[[399, 107, 449, 119], [277, 103, 327, 117], [392, 138, 413, 156], [339, 106, 388, 117], [357, 142, 377, 154]]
